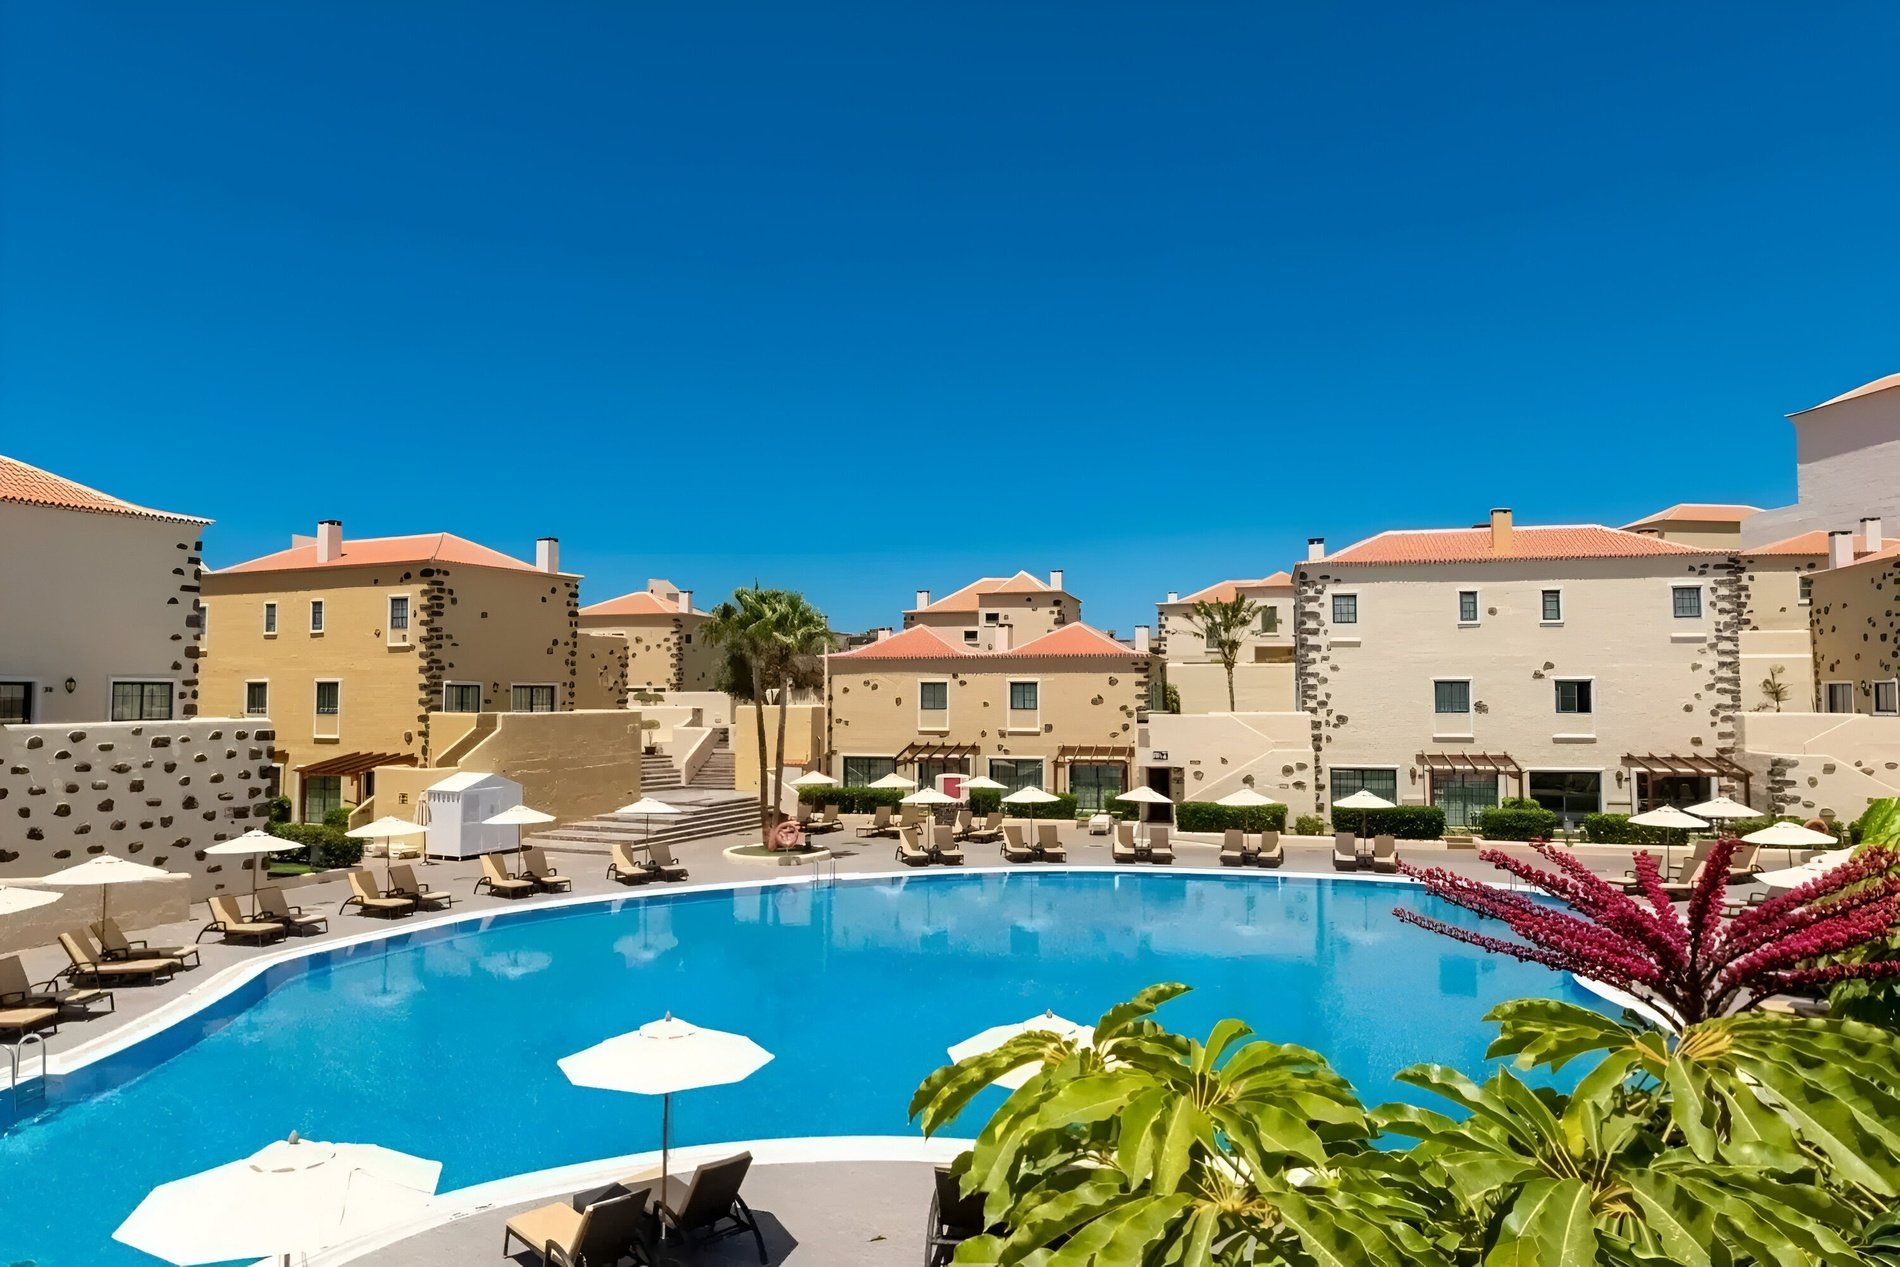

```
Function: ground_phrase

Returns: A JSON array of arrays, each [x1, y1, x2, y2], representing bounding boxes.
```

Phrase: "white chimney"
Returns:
[[1863, 517, 1884, 553], [1306, 537, 1325, 563], [1489, 508, 1514, 556], [535, 537, 559, 574], [677, 589, 693, 614], [1134, 624, 1151, 653], [1049, 569, 1064, 591], [876, 627, 893, 641], [1166, 591, 1179, 603], [316, 520, 342, 563], [993, 624, 1012, 652], [1829, 529, 1855, 569], [915, 589, 931, 609]]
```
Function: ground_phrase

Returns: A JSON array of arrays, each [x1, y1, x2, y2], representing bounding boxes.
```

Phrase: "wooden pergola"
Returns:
[[896, 741, 980, 765], [1415, 750, 1525, 800], [1621, 751, 1753, 807]]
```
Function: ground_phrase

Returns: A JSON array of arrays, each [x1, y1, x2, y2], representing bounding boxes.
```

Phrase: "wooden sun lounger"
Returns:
[[1001, 823, 1036, 863], [1370, 835, 1399, 873], [1332, 832, 1360, 871], [93, 917, 200, 968], [519, 847, 572, 894], [0, 1005, 59, 1042], [388, 863, 454, 909], [644, 840, 690, 882], [59, 932, 177, 986], [810, 804, 844, 833], [256, 886, 328, 935], [607, 842, 654, 886], [966, 813, 1004, 843], [642, 1152, 767, 1263], [1112, 822, 1140, 864], [1219, 828, 1249, 867], [1147, 825, 1174, 864], [897, 825, 931, 867], [930, 824, 966, 865], [340, 872, 415, 920], [198, 895, 289, 944], [0, 953, 113, 1016], [1035, 822, 1066, 862], [1255, 831, 1285, 868], [477, 853, 537, 899], [856, 805, 899, 838]]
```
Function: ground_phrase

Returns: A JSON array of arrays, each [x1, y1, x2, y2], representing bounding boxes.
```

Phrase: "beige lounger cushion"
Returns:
[[504, 1201, 584, 1256], [0, 1006, 58, 1032]]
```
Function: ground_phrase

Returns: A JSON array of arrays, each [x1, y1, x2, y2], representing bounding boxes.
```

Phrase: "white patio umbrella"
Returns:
[[42, 854, 172, 925], [1751, 848, 1853, 890], [1629, 805, 1710, 872], [0, 886, 60, 917], [868, 772, 917, 790], [902, 787, 959, 838], [114, 1132, 441, 1267], [949, 1009, 1092, 1090], [1331, 789, 1394, 838], [483, 804, 557, 877], [558, 1015, 773, 1200], [345, 816, 428, 888], [1685, 795, 1760, 822], [205, 828, 293, 915], [614, 797, 682, 857], [790, 770, 838, 787], [1115, 785, 1174, 844], [961, 775, 1007, 791], [1741, 819, 1838, 867], [1001, 786, 1060, 846], [1215, 788, 1282, 807]]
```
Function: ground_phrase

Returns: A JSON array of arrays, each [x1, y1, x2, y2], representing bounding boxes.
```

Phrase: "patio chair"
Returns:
[[476, 852, 537, 899], [951, 808, 974, 840], [58, 931, 177, 986], [926, 1164, 993, 1267], [898, 805, 928, 833], [199, 894, 290, 944], [1001, 824, 1036, 863], [339, 872, 415, 920], [255, 886, 328, 935], [519, 847, 573, 894], [1622, 841, 1713, 892], [929, 824, 966, 865], [1035, 822, 1067, 862], [607, 842, 654, 886], [1112, 822, 1140, 864], [812, 803, 844, 833], [1332, 832, 1360, 871], [1657, 855, 1719, 901], [1370, 835, 1399, 873], [856, 805, 898, 838], [1725, 842, 1763, 884], [794, 800, 816, 828], [1255, 831, 1284, 868], [92, 917, 200, 969], [976, 813, 1008, 843], [643, 840, 690, 882], [0, 1005, 58, 1043], [1219, 828, 1248, 867], [0, 954, 113, 1017], [649, 1152, 767, 1264], [897, 825, 931, 867], [501, 1181, 659, 1267], [1147, 825, 1174, 864], [387, 863, 453, 910]]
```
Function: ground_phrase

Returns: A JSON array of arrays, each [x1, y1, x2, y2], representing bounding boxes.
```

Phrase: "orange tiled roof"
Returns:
[[1170, 572, 1294, 605], [212, 533, 554, 576], [830, 621, 1138, 661], [1748, 530, 1900, 563], [580, 591, 701, 618], [830, 625, 972, 659], [1622, 503, 1761, 529], [1321, 525, 1714, 567], [909, 571, 1060, 614], [0, 454, 208, 524], [1794, 372, 1900, 415]]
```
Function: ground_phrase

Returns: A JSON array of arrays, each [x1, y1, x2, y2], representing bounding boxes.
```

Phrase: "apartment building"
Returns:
[[1743, 372, 1900, 547], [577, 578, 716, 694], [1622, 502, 1760, 550], [1154, 573, 1296, 712], [1294, 509, 1749, 829], [1805, 527, 1900, 717], [903, 571, 1080, 644], [200, 521, 581, 821]]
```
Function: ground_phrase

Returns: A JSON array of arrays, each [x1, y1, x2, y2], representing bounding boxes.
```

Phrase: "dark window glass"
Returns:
[[263, 603, 278, 634], [1332, 594, 1358, 624], [315, 681, 340, 715], [245, 682, 269, 715], [1555, 680, 1594, 714], [1541, 590, 1563, 621], [1330, 767, 1397, 802], [0, 682, 31, 725], [512, 685, 556, 713], [111, 681, 173, 721], [988, 758, 1045, 793], [442, 684, 481, 713], [1433, 680, 1471, 714], [842, 756, 896, 787], [919, 681, 948, 711], [1069, 762, 1125, 812], [1528, 770, 1601, 823], [388, 596, 409, 630], [1008, 681, 1038, 710], [1671, 586, 1702, 619], [1458, 591, 1479, 622]]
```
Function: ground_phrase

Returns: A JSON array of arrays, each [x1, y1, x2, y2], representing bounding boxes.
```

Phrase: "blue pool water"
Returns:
[[1, 871, 1599, 1265]]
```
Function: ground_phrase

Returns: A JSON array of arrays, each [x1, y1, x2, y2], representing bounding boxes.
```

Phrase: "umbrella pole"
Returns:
[[660, 1092, 673, 1242]]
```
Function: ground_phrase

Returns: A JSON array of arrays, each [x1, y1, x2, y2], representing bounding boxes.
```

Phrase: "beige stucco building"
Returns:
[[577, 578, 718, 697], [200, 522, 584, 821], [903, 571, 1080, 644], [1155, 573, 1296, 713], [1293, 509, 1750, 830], [1742, 373, 1900, 549]]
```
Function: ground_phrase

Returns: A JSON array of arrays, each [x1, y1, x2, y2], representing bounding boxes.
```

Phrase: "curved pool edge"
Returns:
[[308, 1133, 977, 1266], [43, 862, 1427, 1082]]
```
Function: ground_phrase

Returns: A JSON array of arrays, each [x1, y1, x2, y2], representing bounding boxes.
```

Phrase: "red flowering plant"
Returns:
[[1394, 836, 1900, 1027]]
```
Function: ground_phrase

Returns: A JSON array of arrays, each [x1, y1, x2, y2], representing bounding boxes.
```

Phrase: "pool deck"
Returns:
[[7, 824, 1708, 1266]]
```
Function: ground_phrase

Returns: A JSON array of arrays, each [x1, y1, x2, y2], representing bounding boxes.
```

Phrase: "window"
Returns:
[[1876, 681, 1899, 716], [915, 757, 968, 787], [1555, 680, 1594, 714], [301, 774, 342, 823], [919, 681, 947, 711], [1330, 767, 1398, 803], [512, 684, 557, 713], [1433, 680, 1471, 714], [1008, 681, 1038, 711], [1528, 771, 1602, 824], [1069, 762, 1126, 812], [1331, 594, 1358, 625], [1541, 590, 1563, 622], [110, 681, 174, 721], [842, 756, 896, 787], [1671, 586, 1703, 619], [262, 602, 278, 635], [198, 603, 208, 641], [442, 683, 482, 713], [988, 758, 1045, 793], [1458, 590, 1479, 623], [0, 681, 30, 725], [1260, 606, 1279, 634], [1825, 681, 1854, 714], [244, 681, 269, 716], [388, 595, 410, 631], [984, 612, 1001, 624], [315, 681, 341, 715], [1799, 575, 1813, 606], [309, 600, 325, 633], [962, 630, 979, 645], [1431, 771, 1498, 829]]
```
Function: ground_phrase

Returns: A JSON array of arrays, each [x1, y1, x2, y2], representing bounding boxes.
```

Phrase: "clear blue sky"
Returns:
[[4, 4, 1898, 634]]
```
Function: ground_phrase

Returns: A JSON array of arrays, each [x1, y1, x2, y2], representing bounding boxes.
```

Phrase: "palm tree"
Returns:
[[705, 590, 773, 843], [706, 587, 833, 844], [1185, 594, 1261, 712]]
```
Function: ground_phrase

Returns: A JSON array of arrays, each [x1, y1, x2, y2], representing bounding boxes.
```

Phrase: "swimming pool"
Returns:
[[1, 869, 1599, 1265]]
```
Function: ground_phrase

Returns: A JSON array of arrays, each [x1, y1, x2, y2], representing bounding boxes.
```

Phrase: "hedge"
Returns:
[[266, 821, 362, 869], [1580, 814, 1689, 847], [1293, 814, 1327, 837], [970, 789, 1080, 820], [1175, 801, 1290, 833], [1330, 804, 1446, 840], [1476, 799, 1560, 842], [797, 786, 904, 813]]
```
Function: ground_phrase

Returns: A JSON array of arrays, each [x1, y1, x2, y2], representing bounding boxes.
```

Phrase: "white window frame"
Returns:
[[511, 683, 558, 713], [1554, 677, 1596, 716], [1432, 677, 1472, 715], [198, 602, 208, 644], [1798, 575, 1813, 606], [441, 681, 483, 713], [1328, 766, 1400, 803], [987, 756, 1046, 791], [1876, 680, 1900, 717], [1457, 588, 1481, 627], [1330, 592, 1359, 625], [108, 678, 175, 722], [1005, 678, 1041, 734], [309, 599, 326, 634], [244, 679, 270, 717], [1539, 588, 1564, 626], [386, 592, 413, 646], [1670, 583, 1705, 620], [917, 678, 950, 732], [840, 754, 898, 787], [262, 601, 278, 637], [1823, 680, 1854, 714], [313, 678, 342, 739]]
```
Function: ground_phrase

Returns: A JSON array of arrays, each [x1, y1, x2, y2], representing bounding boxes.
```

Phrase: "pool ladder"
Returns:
[[807, 852, 838, 888], [4, 1032, 48, 1127]]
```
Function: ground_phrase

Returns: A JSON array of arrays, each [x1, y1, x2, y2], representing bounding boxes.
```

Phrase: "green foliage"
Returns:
[[969, 788, 1078, 820], [265, 796, 292, 824], [321, 806, 353, 830], [1293, 813, 1327, 836], [1581, 812, 1691, 847], [1162, 682, 1181, 714], [1175, 801, 1290, 833], [1185, 595, 1263, 711], [796, 785, 902, 813], [1332, 804, 1446, 840], [1475, 799, 1560, 841], [1857, 798, 1900, 847], [265, 821, 361, 869]]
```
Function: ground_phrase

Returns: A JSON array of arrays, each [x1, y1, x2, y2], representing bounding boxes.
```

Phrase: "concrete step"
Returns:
[[531, 791, 762, 855]]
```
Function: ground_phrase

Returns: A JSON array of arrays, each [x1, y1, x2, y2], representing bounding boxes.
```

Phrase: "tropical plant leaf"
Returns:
[[1484, 1178, 1597, 1267]]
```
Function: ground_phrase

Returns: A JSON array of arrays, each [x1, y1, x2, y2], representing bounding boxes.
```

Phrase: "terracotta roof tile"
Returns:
[[829, 622, 1138, 661], [0, 454, 208, 524], [1321, 525, 1715, 566], [1007, 624, 1138, 657], [1169, 572, 1295, 605], [1794, 372, 1900, 415], [580, 591, 701, 618], [909, 571, 1061, 613], [212, 533, 556, 576], [829, 625, 970, 659], [1750, 530, 1900, 563], [1622, 503, 1762, 529]]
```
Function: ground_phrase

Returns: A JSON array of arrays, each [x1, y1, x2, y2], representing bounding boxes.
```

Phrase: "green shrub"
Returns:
[[317, 835, 365, 868], [1580, 812, 1688, 847], [1331, 804, 1445, 840], [321, 805, 354, 830], [1293, 814, 1327, 836], [266, 821, 358, 868], [969, 789, 1079, 820], [265, 795, 292, 824], [797, 786, 903, 813], [1476, 802, 1560, 841], [1175, 802, 1290, 833]]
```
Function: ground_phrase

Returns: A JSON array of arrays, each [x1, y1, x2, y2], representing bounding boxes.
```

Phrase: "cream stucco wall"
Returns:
[[1138, 712, 1318, 814], [1743, 386, 1900, 547], [1737, 554, 1822, 714], [575, 632, 630, 710], [577, 611, 718, 692], [732, 704, 825, 800], [0, 502, 207, 725], [1735, 711, 1900, 823], [907, 591, 1080, 642], [1156, 587, 1296, 714], [1295, 555, 1744, 815], [1164, 661, 1296, 714], [1809, 554, 1900, 715]]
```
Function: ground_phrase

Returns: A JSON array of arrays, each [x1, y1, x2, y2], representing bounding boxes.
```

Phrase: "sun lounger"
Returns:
[[644, 1152, 767, 1264], [857, 805, 898, 838], [255, 886, 328, 935], [1000, 823, 1035, 863], [1623, 841, 1713, 892], [92, 916, 200, 969], [502, 1180, 657, 1267], [1035, 822, 1067, 862], [1087, 813, 1114, 836], [1255, 831, 1284, 868], [1332, 832, 1360, 871], [811, 803, 844, 833], [607, 841, 654, 885], [926, 1164, 993, 1266], [794, 800, 816, 828], [476, 853, 537, 899], [1370, 835, 1399, 873], [1112, 822, 1140, 864], [0, 1005, 59, 1042], [1725, 842, 1762, 884], [0, 953, 113, 1017], [197, 894, 290, 944], [951, 808, 974, 840], [387, 863, 453, 909], [930, 824, 966, 865], [644, 840, 690, 882], [1147, 825, 1174, 864], [897, 825, 931, 867], [1657, 858, 1717, 901], [339, 872, 415, 920], [59, 931, 177, 985], [898, 805, 928, 833], [519, 847, 573, 894], [1219, 828, 1248, 866], [1757, 994, 1830, 1018], [968, 813, 1005, 843]]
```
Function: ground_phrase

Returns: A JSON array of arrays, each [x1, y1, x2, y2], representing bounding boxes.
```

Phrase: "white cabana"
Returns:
[[868, 773, 917, 790], [0, 886, 60, 918], [1684, 795, 1760, 822], [790, 771, 839, 787]]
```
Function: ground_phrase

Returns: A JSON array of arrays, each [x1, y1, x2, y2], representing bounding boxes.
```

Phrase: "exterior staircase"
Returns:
[[530, 787, 761, 856], [690, 730, 735, 789], [641, 750, 684, 791]]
